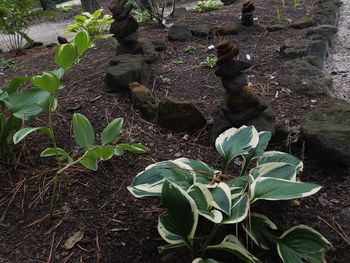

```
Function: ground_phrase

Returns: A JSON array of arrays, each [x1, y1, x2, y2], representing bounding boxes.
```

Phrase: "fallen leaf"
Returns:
[[64, 230, 84, 250]]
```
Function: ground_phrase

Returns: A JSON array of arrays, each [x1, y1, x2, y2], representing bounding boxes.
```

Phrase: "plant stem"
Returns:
[[222, 160, 229, 174], [200, 224, 220, 257]]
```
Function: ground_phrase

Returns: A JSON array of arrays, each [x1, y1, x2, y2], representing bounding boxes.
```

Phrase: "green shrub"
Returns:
[[132, 6, 153, 24], [194, 0, 223, 12], [128, 125, 331, 262]]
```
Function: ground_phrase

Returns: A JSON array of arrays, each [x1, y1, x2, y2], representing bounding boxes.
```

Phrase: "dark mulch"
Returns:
[[0, 1, 349, 262]]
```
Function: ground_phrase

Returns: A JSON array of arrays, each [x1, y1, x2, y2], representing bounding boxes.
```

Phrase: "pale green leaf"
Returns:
[[13, 127, 51, 144], [259, 151, 303, 173], [32, 72, 60, 93], [73, 31, 91, 55], [72, 113, 95, 149], [101, 118, 123, 145], [212, 182, 232, 215], [250, 162, 298, 181], [55, 43, 78, 70], [193, 259, 218, 263], [118, 143, 150, 154]]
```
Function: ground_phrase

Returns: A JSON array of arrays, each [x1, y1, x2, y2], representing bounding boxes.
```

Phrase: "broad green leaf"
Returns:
[[243, 213, 277, 250], [215, 126, 259, 168], [277, 225, 331, 263], [187, 184, 222, 223], [6, 76, 31, 94], [40, 147, 69, 157], [250, 162, 298, 181], [79, 150, 98, 171], [259, 151, 303, 173], [114, 145, 124, 156], [73, 31, 91, 55], [101, 118, 123, 145], [118, 143, 150, 154], [193, 259, 218, 263], [94, 34, 113, 40], [89, 146, 114, 160], [127, 159, 195, 197], [243, 131, 272, 161], [91, 9, 102, 18], [50, 68, 65, 79], [250, 177, 321, 202], [207, 235, 261, 263], [212, 182, 231, 215], [222, 193, 249, 224], [226, 175, 251, 195], [13, 127, 51, 144], [38, 94, 58, 113], [55, 43, 78, 70], [32, 72, 60, 93], [179, 158, 215, 186], [158, 180, 198, 245], [72, 113, 95, 149]]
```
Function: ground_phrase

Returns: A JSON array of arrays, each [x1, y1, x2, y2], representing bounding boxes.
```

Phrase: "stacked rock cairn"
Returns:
[[241, 0, 255, 26], [211, 40, 274, 141]]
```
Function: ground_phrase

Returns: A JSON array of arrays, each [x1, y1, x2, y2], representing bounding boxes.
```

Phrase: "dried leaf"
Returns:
[[64, 230, 84, 249]]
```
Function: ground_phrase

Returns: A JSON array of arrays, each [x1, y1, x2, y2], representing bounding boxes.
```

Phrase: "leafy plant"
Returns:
[[200, 55, 217, 68], [173, 58, 184, 65], [194, 0, 223, 12], [128, 125, 331, 262], [132, 6, 153, 24], [159, 75, 171, 85], [0, 56, 17, 71], [184, 45, 196, 54], [65, 9, 113, 41]]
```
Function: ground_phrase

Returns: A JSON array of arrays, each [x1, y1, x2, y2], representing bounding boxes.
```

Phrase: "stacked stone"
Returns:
[[241, 0, 255, 26]]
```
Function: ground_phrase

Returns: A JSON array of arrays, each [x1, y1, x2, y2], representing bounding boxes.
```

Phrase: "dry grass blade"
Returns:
[[318, 216, 350, 246]]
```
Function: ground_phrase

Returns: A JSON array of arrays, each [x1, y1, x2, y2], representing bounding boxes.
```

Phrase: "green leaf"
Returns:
[[179, 158, 215, 186], [13, 127, 51, 144], [101, 118, 123, 145], [127, 159, 195, 197], [50, 68, 65, 79], [40, 147, 70, 161], [79, 150, 98, 171], [250, 162, 298, 181], [193, 259, 218, 263], [259, 151, 303, 173], [114, 145, 124, 156], [250, 177, 321, 202], [215, 126, 259, 169], [222, 193, 249, 224], [243, 213, 277, 250], [207, 235, 261, 263], [32, 72, 60, 93], [72, 113, 95, 149], [212, 182, 232, 215], [118, 143, 150, 154], [38, 94, 58, 113], [55, 43, 78, 70], [6, 76, 31, 94], [73, 30, 91, 55], [187, 184, 223, 223], [276, 225, 331, 263], [91, 9, 102, 18], [89, 146, 114, 160], [158, 180, 198, 245], [243, 131, 272, 161], [226, 175, 251, 195]]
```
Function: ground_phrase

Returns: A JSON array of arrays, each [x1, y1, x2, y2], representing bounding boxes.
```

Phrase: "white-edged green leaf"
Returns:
[[193, 259, 218, 263], [212, 182, 232, 215], [13, 127, 51, 144], [215, 126, 259, 168], [118, 143, 150, 154], [72, 113, 95, 149], [40, 147, 69, 158], [226, 175, 251, 195], [243, 213, 277, 250], [259, 151, 303, 173], [207, 235, 261, 263], [32, 72, 60, 93], [158, 180, 198, 245], [6, 76, 31, 94], [79, 150, 98, 171], [222, 193, 249, 224], [187, 184, 223, 223], [38, 94, 58, 113], [89, 146, 114, 160], [55, 43, 78, 70], [158, 242, 188, 254], [50, 68, 65, 79], [243, 131, 272, 161], [250, 177, 321, 202], [127, 160, 195, 198], [101, 118, 123, 145], [250, 162, 298, 181], [73, 30, 91, 55], [179, 158, 215, 186], [277, 225, 332, 263], [114, 145, 124, 156]]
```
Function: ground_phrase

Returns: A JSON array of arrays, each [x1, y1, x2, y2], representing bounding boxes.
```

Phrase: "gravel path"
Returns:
[[326, 0, 350, 101]]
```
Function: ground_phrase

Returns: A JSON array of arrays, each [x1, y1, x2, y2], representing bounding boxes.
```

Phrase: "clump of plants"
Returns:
[[184, 44, 196, 54], [200, 55, 218, 68], [128, 125, 331, 262], [132, 6, 153, 24], [194, 0, 223, 12], [0, 56, 17, 71]]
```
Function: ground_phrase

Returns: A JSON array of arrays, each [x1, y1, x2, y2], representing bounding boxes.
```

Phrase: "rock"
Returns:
[[306, 25, 338, 47], [117, 32, 139, 45], [168, 24, 191, 41], [213, 22, 239, 35], [191, 24, 211, 37], [110, 16, 139, 39], [220, 73, 248, 92], [157, 99, 206, 132], [109, 54, 145, 66], [129, 82, 158, 119], [221, 0, 237, 5], [57, 36, 68, 44], [104, 60, 147, 92], [138, 37, 158, 63], [300, 100, 350, 166], [216, 61, 251, 79], [241, 0, 255, 26], [290, 15, 316, 29], [172, 7, 189, 18], [280, 39, 310, 58], [151, 40, 167, 51], [314, 1, 341, 25], [266, 24, 286, 32], [108, 0, 132, 21]]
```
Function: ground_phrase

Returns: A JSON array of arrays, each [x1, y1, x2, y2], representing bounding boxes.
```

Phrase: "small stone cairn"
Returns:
[[241, 0, 255, 26]]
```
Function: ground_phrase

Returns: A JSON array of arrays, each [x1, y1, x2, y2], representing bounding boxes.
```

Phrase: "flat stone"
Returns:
[[168, 24, 191, 41], [290, 15, 316, 29], [216, 61, 251, 79], [301, 100, 350, 166], [191, 24, 211, 37], [172, 7, 189, 18], [280, 39, 310, 58], [306, 25, 338, 47], [221, 0, 237, 5], [213, 22, 239, 35], [220, 73, 248, 92], [266, 24, 286, 32], [117, 32, 139, 45], [129, 82, 158, 119], [110, 16, 139, 39], [109, 54, 145, 66]]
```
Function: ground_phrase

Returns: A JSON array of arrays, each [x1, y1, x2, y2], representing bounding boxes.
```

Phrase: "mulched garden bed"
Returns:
[[0, 1, 349, 262]]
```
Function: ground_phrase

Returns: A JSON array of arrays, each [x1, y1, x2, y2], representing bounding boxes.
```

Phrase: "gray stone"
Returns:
[[151, 40, 167, 51], [115, 38, 158, 63], [213, 22, 240, 35], [168, 24, 191, 41], [290, 16, 316, 29], [314, 0, 341, 25], [306, 25, 338, 47], [266, 24, 286, 32], [129, 82, 158, 119], [172, 7, 189, 18], [110, 54, 145, 66], [157, 99, 206, 132], [301, 100, 350, 166], [110, 16, 139, 39], [280, 39, 310, 58], [191, 24, 212, 37]]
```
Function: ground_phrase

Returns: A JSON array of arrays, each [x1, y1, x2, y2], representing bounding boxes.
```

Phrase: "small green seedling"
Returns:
[[194, 0, 223, 12], [160, 75, 171, 85], [173, 58, 184, 65], [200, 55, 218, 68], [184, 45, 196, 54]]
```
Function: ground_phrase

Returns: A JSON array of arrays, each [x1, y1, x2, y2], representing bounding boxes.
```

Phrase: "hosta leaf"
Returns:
[[187, 184, 223, 223], [40, 147, 69, 158], [89, 146, 114, 160], [6, 76, 31, 94], [193, 259, 218, 263], [207, 235, 261, 263], [215, 126, 259, 168], [222, 193, 249, 224], [250, 162, 298, 181], [128, 159, 195, 197], [73, 30, 91, 55], [38, 94, 58, 113], [72, 113, 95, 149], [250, 177, 321, 202], [158, 180, 198, 245], [79, 150, 98, 171], [243, 131, 272, 161], [50, 68, 65, 79], [101, 118, 123, 145], [13, 127, 51, 144], [179, 158, 215, 186], [114, 145, 124, 156], [259, 151, 303, 173], [212, 182, 231, 215], [55, 43, 78, 70], [226, 175, 251, 195], [243, 213, 277, 250], [118, 143, 150, 154], [32, 72, 60, 93], [277, 225, 331, 263]]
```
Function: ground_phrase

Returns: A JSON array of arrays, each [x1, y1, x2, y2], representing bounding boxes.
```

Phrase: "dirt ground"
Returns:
[[0, 1, 349, 262]]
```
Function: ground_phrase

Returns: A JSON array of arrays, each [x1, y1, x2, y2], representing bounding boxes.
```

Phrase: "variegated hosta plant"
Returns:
[[128, 126, 331, 263]]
